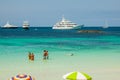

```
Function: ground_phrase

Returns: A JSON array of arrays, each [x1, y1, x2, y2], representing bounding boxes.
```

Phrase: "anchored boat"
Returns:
[[53, 16, 83, 29], [1, 21, 17, 29], [23, 21, 29, 29]]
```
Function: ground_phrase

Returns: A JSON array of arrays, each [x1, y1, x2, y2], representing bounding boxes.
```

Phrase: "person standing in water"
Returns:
[[46, 51, 49, 59], [43, 50, 49, 60], [43, 50, 47, 60], [28, 52, 31, 60], [31, 53, 34, 61]]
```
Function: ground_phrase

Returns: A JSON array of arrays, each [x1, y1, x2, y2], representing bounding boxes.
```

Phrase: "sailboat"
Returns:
[[103, 20, 108, 28], [22, 21, 29, 29]]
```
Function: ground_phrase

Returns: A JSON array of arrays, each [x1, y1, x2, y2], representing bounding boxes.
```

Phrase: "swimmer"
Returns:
[[66, 53, 74, 56]]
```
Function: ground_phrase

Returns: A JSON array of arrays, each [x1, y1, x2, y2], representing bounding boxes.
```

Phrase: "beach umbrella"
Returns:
[[63, 71, 92, 80], [9, 74, 35, 80]]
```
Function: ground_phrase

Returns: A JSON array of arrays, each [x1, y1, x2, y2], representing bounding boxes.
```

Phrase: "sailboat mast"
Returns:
[[103, 20, 108, 28]]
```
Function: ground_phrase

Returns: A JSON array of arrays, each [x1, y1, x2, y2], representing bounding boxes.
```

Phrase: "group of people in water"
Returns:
[[28, 50, 49, 61]]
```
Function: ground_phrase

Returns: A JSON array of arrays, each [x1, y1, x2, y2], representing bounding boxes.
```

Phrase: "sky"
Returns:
[[0, 0, 120, 26]]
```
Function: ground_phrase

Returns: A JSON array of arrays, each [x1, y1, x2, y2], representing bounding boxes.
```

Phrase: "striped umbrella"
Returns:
[[63, 71, 92, 80], [9, 74, 35, 80]]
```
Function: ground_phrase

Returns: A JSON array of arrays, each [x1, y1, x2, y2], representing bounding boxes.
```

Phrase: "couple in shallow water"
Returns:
[[28, 52, 35, 61]]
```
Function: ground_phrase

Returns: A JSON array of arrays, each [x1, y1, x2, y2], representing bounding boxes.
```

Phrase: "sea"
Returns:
[[0, 27, 120, 80]]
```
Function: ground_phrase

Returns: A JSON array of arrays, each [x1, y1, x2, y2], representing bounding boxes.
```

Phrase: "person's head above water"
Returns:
[[44, 50, 46, 52]]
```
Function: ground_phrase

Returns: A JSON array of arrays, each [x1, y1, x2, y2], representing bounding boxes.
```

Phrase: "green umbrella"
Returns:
[[63, 71, 92, 80]]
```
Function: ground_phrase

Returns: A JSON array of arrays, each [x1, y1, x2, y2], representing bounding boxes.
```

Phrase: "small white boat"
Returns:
[[53, 16, 83, 29], [103, 20, 109, 28], [2, 22, 17, 29], [23, 21, 29, 29]]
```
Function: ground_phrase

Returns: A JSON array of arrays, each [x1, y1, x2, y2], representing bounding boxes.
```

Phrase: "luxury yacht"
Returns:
[[53, 17, 83, 29]]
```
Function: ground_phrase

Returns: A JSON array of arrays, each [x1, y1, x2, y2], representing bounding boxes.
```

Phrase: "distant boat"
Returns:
[[53, 16, 83, 29], [103, 20, 108, 28], [1, 21, 17, 29], [23, 21, 29, 29]]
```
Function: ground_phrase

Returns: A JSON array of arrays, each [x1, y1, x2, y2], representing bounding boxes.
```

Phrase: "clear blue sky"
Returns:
[[0, 0, 120, 26]]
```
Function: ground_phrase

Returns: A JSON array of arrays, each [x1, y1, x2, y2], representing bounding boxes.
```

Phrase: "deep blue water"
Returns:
[[1, 26, 120, 52], [0, 27, 120, 38]]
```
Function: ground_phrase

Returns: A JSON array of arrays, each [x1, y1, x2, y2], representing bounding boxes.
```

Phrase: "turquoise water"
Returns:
[[0, 36, 120, 67], [0, 27, 120, 80]]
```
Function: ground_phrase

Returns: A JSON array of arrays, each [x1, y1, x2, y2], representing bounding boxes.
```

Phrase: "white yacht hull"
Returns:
[[1, 27, 18, 29], [53, 27, 74, 29], [23, 26, 29, 29], [52, 25, 83, 30]]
